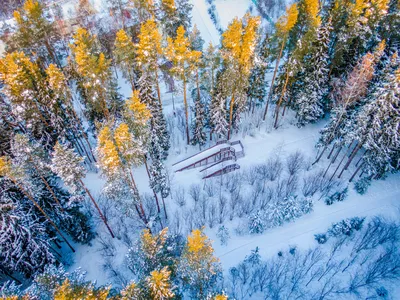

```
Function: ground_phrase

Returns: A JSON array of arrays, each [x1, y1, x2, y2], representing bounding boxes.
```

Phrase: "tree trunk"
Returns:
[[128, 171, 148, 225], [313, 145, 327, 165], [355, 150, 367, 167], [349, 161, 364, 182], [329, 147, 351, 182], [144, 157, 161, 214], [327, 145, 336, 160], [79, 179, 115, 238], [263, 37, 285, 121], [228, 95, 235, 140], [11, 178, 76, 252], [273, 70, 290, 129], [155, 69, 162, 108], [331, 145, 343, 164], [339, 142, 363, 178], [323, 146, 342, 177], [161, 196, 168, 220], [183, 76, 190, 144]]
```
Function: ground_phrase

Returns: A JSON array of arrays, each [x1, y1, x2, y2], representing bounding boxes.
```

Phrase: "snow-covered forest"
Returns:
[[0, 0, 399, 298]]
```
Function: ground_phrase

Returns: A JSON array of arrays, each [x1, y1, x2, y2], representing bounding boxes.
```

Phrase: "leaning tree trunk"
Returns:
[[349, 161, 365, 182], [339, 142, 363, 178], [79, 179, 115, 238], [263, 37, 286, 121], [273, 70, 290, 129], [183, 75, 190, 144]]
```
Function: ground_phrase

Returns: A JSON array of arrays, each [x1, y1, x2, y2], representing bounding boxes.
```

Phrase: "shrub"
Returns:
[[217, 225, 230, 246], [314, 233, 328, 244], [354, 177, 371, 195], [249, 211, 266, 234], [328, 217, 365, 237], [325, 187, 348, 205]]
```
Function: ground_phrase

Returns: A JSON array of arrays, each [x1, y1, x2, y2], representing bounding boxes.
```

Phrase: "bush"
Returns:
[[325, 187, 348, 205], [249, 211, 266, 234], [217, 225, 230, 246], [354, 177, 371, 195], [314, 233, 328, 244], [328, 217, 365, 237]]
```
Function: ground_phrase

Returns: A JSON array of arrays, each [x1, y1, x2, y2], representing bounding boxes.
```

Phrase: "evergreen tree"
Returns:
[[189, 24, 205, 51], [0, 181, 55, 278], [46, 63, 96, 163], [272, 0, 322, 128], [175, 0, 193, 32], [263, 3, 298, 120], [138, 74, 170, 159], [179, 228, 222, 298], [54, 279, 109, 300], [11, 0, 61, 66], [296, 19, 332, 126], [247, 33, 270, 113], [136, 19, 164, 105], [114, 29, 137, 90], [0, 156, 76, 252], [97, 125, 147, 224], [165, 25, 202, 144], [146, 267, 175, 299], [209, 88, 228, 140], [0, 52, 57, 148], [220, 13, 260, 138], [158, 0, 180, 37], [126, 228, 179, 278], [191, 93, 207, 148], [70, 28, 111, 123], [129, 0, 155, 23], [74, 0, 97, 31], [51, 142, 115, 238], [346, 57, 400, 178], [315, 43, 385, 164], [202, 42, 221, 95]]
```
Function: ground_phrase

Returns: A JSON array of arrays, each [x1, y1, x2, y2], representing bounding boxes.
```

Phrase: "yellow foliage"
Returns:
[[373, 40, 386, 62], [136, 19, 162, 71], [183, 228, 220, 279], [114, 29, 136, 68], [165, 25, 202, 78], [54, 279, 109, 300], [141, 228, 168, 258], [0, 52, 41, 99], [120, 281, 140, 299], [215, 295, 228, 300], [98, 126, 113, 147], [126, 90, 152, 124], [276, 3, 299, 35], [13, 0, 43, 26], [97, 126, 122, 176], [221, 13, 260, 75], [147, 267, 174, 299], [221, 17, 243, 64], [46, 64, 67, 96], [160, 0, 176, 16], [0, 156, 12, 177], [99, 139, 121, 174], [304, 0, 321, 27]]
